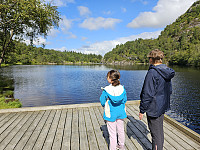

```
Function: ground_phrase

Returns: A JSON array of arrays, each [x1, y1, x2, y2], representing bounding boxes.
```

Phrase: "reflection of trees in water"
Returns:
[[0, 74, 21, 108], [0, 75, 14, 95]]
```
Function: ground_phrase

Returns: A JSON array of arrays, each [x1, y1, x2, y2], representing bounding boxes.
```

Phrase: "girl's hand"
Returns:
[[139, 113, 144, 120]]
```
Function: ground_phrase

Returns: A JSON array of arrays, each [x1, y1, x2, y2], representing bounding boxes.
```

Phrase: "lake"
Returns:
[[1, 64, 200, 134]]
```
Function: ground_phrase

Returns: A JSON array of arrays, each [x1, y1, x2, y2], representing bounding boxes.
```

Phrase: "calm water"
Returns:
[[1, 65, 200, 134]]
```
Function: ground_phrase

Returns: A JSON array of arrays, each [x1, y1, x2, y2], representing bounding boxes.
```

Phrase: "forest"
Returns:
[[3, 41, 103, 65], [104, 1, 200, 66]]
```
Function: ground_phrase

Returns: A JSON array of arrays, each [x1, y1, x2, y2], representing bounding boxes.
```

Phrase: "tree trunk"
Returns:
[[0, 29, 14, 67], [0, 50, 5, 67]]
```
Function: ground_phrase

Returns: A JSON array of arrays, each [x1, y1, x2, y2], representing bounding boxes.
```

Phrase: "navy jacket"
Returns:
[[140, 64, 175, 117]]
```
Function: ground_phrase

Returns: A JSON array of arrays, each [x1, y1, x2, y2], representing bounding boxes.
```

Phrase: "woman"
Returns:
[[139, 49, 175, 150]]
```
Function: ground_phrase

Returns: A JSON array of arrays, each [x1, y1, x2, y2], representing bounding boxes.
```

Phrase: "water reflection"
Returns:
[[1, 64, 200, 134]]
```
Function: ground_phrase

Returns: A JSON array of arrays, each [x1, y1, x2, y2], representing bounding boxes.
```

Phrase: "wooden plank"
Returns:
[[0, 112, 24, 143], [93, 107, 109, 148], [83, 107, 99, 150], [126, 106, 152, 141], [22, 110, 51, 150], [14, 110, 46, 150], [89, 107, 108, 150], [4, 111, 39, 150], [32, 110, 56, 150], [0, 112, 18, 129], [61, 108, 72, 150], [0, 112, 33, 150], [130, 105, 182, 150], [79, 108, 89, 150], [124, 119, 143, 150], [126, 109, 152, 149], [163, 119, 200, 149], [42, 110, 62, 150], [51, 109, 67, 150], [131, 104, 200, 149], [98, 106, 140, 150], [0, 113, 10, 122], [71, 108, 79, 150]]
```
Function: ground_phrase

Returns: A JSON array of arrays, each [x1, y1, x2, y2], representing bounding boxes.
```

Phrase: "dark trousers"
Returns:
[[147, 114, 164, 150]]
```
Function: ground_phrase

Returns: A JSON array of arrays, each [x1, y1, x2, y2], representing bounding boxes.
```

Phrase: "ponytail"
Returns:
[[107, 70, 120, 86]]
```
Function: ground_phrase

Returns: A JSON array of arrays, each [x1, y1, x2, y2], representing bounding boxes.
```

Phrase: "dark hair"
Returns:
[[107, 70, 120, 86], [147, 49, 164, 63]]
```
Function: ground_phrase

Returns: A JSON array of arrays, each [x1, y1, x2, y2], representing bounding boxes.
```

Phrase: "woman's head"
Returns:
[[147, 49, 164, 64], [107, 70, 120, 86]]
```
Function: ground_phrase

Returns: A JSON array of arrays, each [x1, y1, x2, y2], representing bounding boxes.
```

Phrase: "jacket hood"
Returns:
[[104, 85, 126, 104], [149, 64, 175, 80]]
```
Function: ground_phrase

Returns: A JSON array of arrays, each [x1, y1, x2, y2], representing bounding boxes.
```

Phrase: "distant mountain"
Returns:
[[104, 0, 200, 66]]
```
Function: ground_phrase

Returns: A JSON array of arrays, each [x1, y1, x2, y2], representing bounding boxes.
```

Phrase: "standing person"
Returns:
[[100, 70, 127, 150], [139, 49, 175, 150]]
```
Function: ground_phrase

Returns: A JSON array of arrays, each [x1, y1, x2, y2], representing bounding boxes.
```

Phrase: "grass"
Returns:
[[0, 96, 22, 109], [0, 90, 22, 109]]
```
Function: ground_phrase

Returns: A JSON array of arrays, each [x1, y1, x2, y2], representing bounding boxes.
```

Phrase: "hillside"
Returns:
[[104, 0, 200, 66]]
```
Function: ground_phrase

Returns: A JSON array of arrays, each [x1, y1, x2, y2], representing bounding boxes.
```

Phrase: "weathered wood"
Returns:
[[42, 110, 62, 150], [0, 101, 199, 150], [14, 111, 46, 150], [51, 109, 67, 150], [61, 108, 72, 150], [22, 110, 51, 150], [32, 110, 56, 150], [79, 108, 90, 150], [98, 106, 140, 150], [0, 112, 33, 149], [4, 111, 39, 150], [84, 107, 99, 150], [71, 108, 79, 150], [89, 107, 108, 149], [0, 112, 10, 122]]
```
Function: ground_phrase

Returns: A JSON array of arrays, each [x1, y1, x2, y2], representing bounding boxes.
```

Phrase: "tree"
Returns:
[[0, 0, 61, 66]]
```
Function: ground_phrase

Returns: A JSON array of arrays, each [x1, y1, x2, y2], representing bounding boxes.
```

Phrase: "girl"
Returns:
[[100, 70, 127, 150]]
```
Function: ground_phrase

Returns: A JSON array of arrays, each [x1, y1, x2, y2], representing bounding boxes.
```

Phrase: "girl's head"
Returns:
[[107, 70, 120, 86]]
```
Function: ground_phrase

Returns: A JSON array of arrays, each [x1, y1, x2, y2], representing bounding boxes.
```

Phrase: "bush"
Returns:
[[0, 96, 22, 109]]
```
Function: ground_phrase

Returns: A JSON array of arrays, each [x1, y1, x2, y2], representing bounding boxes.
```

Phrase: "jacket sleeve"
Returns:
[[100, 90, 108, 107], [122, 89, 127, 104], [139, 71, 156, 114]]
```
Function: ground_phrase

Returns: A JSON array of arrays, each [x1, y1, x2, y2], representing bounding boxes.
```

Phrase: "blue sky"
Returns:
[[33, 0, 197, 56]]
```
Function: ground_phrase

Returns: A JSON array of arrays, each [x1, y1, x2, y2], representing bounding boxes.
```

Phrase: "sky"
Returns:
[[33, 0, 197, 56]]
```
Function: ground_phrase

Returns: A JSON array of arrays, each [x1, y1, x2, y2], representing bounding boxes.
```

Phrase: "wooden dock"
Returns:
[[0, 100, 199, 150]]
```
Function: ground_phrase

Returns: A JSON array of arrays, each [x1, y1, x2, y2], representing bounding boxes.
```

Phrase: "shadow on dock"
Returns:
[[100, 116, 152, 150]]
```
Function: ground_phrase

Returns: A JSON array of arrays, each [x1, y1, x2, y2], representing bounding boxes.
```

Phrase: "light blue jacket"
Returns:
[[100, 84, 127, 122]]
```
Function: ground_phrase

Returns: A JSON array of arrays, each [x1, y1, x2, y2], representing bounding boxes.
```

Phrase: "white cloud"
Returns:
[[81, 37, 88, 41], [54, 46, 68, 52], [73, 30, 161, 55], [127, 0, 197, 28], [48, 28, 60, 37], [103, 11, 112, 15], [60, 16, 73, 32], [121, 7, 127, 13], [77, 6, 91, 16], [22, 36, 48, 46], [59, 16, 77, 39], [45, 0, 75, 7], [79, 17, 122, 30], [131, 0, 148, 5]]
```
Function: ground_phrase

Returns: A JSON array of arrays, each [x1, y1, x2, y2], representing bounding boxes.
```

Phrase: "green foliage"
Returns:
[[0, 97, 22, 109], [0, 76, 21, 109], [0, 0, 61, 66], [103, 0, 200, 66], [3, 41, 103, 64]]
